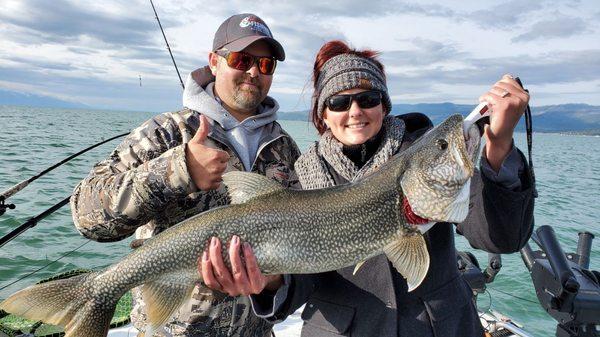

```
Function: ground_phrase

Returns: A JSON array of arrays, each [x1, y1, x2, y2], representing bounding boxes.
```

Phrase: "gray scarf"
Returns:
[[295, 116, 406, 189]]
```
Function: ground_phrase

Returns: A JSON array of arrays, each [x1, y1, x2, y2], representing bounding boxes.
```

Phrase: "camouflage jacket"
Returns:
[[70, 107, 300, 336]]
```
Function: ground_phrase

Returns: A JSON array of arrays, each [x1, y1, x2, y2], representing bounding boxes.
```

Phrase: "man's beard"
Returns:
[[232, 76, 263, 110]]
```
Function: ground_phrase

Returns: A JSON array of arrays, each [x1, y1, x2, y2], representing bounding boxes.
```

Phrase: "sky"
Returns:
[[0, 0, 599, 112]]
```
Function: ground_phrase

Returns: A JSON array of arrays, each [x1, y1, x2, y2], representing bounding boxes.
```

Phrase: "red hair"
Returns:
[[311, 40, 386, 134]]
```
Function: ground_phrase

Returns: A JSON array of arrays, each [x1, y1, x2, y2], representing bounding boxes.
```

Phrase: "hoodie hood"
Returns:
[[182, 67, 283, 171], [182, 67, 279, 131]]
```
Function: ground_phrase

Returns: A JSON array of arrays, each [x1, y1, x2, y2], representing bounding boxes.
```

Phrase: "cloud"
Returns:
[[174, 0, 458, 20], [4, 56, 74, 71], [0, 0, 598, 111], [0, 0, 159, 47], [418, 49, 600, 85], [468, 0, 544, 29], [482, 50, 600, 84], [380, 48, 600, 104], [381, 38, 466, 66], [512, 15, 588, 42]]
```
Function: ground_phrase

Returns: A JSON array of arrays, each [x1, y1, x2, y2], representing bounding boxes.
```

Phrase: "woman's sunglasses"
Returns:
[[215, 50, 277, 75], [325, 90, 383, 112]]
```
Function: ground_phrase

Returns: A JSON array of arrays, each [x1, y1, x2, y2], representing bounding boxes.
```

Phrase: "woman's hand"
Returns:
[[478, 74, 530, 171], [198, 236, 283, 296]]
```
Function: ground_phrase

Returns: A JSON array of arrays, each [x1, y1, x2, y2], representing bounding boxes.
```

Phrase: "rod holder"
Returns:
[[484, 253, 502, 283], [536, 226, 580, 306], [521, 243, 535, 271], [576, 232, 594, 270]]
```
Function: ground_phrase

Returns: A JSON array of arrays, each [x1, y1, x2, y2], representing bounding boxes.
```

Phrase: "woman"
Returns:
[[200, 40, 534, 337]]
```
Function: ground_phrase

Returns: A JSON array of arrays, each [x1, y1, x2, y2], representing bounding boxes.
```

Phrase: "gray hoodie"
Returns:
[[182, 69, 279, 171]]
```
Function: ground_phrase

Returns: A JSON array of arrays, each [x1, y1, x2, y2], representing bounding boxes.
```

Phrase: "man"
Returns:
[[70, 13, 300, 337]]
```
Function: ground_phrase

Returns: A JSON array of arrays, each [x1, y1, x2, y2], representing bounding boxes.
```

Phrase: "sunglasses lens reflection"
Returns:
[[258, 57, 276, 75], [224, 52, 276, 75], [327, 95, 353, 112], [356, 91, 382, 109]]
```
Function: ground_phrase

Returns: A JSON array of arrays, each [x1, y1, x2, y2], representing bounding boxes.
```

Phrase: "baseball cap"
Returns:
[[212, 13, 285, 61]]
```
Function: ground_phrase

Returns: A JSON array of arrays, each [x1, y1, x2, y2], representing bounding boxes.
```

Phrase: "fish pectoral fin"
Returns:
[[141, 274, 197, 336], [222, 171, 285, 204], [383, 234, 430, 292], [353, 260, 367, 275]]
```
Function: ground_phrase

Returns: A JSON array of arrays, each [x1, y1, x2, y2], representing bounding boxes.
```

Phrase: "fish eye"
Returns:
[[436, 139, 448, 150]]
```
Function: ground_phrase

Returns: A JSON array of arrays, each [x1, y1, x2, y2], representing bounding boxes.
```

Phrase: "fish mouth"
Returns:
[[454, 124, 477, 176], [464, 124, 481, 164]]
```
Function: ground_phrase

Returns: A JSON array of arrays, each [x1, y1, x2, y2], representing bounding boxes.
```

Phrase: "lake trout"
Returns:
[[0, 114, 481, 337]]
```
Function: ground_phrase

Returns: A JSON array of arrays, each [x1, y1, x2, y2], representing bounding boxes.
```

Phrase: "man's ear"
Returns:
[[191, 66, 215, 87], [208, 52, 219, 76]]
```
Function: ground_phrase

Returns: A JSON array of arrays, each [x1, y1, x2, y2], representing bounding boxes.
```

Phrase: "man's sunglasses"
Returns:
[[215, 50, 277, 75], [325, 90, 383, 112]]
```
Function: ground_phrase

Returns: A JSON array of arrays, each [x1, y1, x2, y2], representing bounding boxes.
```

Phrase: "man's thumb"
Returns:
[[192, 115, 210, 144]]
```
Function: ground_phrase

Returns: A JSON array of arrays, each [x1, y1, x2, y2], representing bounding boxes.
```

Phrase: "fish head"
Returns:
[[400, 114, 481, 224]]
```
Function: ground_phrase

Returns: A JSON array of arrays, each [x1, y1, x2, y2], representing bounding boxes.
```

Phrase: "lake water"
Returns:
[[0, 105, 598, 337]]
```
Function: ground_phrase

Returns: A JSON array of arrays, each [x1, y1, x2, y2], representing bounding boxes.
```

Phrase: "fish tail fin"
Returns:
[[384, 233, 430, 292], [0, 271, 117, 337]]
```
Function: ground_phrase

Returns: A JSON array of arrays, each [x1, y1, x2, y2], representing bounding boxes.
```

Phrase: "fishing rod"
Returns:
[[0, 196, 70, 248], [0, 131, 129, 246], [0, 196, 71, 248], [0, 132, 128, 216], [149, 0, 185, 89]]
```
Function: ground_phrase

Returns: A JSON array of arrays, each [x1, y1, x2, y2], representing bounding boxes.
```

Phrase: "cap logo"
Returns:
[[239, 16, 272, 37]]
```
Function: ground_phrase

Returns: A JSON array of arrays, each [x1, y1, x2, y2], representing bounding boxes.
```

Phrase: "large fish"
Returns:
[[0, 114, 481, 337]]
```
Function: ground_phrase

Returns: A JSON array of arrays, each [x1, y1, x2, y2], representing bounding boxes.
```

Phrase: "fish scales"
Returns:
[[237, 181, 402, 274]]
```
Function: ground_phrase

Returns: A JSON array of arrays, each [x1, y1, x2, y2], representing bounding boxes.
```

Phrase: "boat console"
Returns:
[[522, 226, 600, 337], [459, 225, 600, 337]]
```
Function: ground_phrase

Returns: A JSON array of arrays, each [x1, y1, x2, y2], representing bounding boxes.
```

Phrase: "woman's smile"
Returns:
[[346, 122, 369, 129]]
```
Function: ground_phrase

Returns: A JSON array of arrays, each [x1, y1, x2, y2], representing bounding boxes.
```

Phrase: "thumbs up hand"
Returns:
[[185, 115, 230, 191]]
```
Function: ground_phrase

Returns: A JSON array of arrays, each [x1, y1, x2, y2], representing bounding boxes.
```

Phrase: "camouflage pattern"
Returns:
[[70, 107, 300, 337]]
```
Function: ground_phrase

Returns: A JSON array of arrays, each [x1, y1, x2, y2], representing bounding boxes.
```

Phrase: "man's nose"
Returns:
[[246, 63, 259, 77]]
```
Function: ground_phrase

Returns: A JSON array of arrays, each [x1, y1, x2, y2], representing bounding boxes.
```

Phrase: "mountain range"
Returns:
[[0, 89, 88, 109], [279, 103, 600, 134], [1, 88, 599, 134]]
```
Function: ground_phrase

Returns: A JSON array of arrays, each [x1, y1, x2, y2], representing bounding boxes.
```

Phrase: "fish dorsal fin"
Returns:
[[383, 233, 430, 292], [222, 171, 285, 204]]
